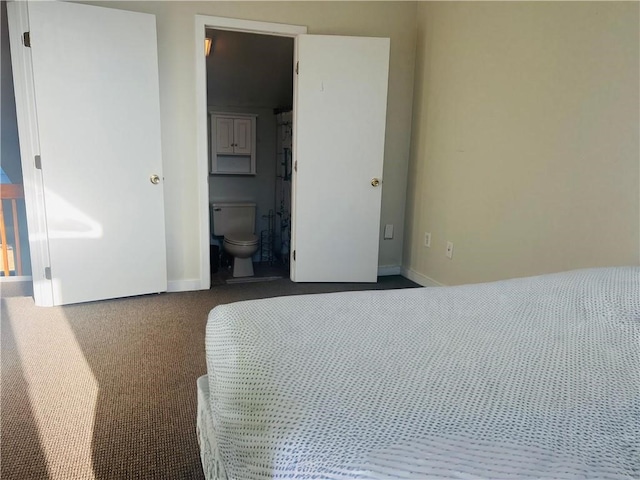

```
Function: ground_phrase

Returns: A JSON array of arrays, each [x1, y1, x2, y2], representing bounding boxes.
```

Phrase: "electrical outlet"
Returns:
[[446, 241, 454, 259], [424, 232, 431, 247], [384, 224, 394, 239]]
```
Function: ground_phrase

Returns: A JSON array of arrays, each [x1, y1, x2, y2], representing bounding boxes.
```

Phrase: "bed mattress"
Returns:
[[201, 267, 640, 479]]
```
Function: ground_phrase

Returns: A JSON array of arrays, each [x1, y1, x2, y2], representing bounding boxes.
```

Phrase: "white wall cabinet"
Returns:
[[210, 113, 256, 175]]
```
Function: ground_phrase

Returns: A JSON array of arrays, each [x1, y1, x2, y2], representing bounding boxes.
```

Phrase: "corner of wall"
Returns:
[[401, 266, 444, 287]]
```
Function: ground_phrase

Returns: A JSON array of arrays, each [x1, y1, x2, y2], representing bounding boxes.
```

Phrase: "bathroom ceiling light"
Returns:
[[205, 37, 213, 56]]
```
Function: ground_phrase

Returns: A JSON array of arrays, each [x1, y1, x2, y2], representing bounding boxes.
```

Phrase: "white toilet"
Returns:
[[211, 202, 259, 277]]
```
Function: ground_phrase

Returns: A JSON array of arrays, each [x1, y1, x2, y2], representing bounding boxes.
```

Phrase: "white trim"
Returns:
[[401, 267, 445, 287], [167, 278, 204, 293], [377, 265, 401, 276], [0, 275, 33, 283], [198, 15, 307, 37], [195, 16, 211, 291], [290, 34, 300, 281], [195, 15, 307, 291], [6, 2, 54, 306], [208, 110, 259, 118]]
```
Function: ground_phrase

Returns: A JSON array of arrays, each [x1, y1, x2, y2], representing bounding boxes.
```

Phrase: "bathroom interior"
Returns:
[[206, 29, 294, 285]]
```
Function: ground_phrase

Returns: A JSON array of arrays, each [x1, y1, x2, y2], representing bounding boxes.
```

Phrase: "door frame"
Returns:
[[194, 15, 306, 289], [7, 2, 54, 305]]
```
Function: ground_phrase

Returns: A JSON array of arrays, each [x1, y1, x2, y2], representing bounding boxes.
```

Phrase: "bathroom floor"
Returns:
[[210, 261, 290, 287]]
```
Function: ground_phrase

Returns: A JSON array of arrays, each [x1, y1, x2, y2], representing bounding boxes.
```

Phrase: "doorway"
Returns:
[[195, 16, 306, 289], [196, 16, 391, 288], [205, 28, 294, 285]]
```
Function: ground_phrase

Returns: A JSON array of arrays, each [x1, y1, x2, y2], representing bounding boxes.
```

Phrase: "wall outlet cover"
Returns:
[[424, 232, 431, 247], [446, 241, 454, 259]]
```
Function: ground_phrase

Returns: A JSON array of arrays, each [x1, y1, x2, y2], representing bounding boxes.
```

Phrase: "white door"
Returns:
[[292, 35, 390, 282], [22, 2, 167, 305]]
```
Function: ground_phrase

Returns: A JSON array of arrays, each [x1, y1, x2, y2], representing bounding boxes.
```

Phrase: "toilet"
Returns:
[[211, 202, 259, 277]]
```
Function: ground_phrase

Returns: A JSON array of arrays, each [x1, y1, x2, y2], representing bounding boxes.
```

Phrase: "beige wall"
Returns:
[[404, 1, 639, 285], [84, 1, 418, 283]]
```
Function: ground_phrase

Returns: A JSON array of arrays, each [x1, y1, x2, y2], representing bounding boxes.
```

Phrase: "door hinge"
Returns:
[[295, 61, 299, 75], [293, 250, 296, 261], [23, 32, 31, 48], [294, 161, 297, 172], [34, 155, 42, 170], [44, 267, 51, 280]]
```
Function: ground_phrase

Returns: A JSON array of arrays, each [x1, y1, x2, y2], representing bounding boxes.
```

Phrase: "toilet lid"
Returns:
[[224, 233, 258, 246]]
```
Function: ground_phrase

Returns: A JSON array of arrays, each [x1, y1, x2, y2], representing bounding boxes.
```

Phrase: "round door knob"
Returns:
[[371, 178, 380, 187], [150, 174, 160, 185]]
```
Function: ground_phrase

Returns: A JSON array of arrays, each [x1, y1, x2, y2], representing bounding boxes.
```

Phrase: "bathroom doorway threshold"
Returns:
[[226, 275, 282, 285], [211, 262, 289, 288]]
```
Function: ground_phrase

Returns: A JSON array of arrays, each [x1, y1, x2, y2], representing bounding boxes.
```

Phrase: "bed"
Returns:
[[197, 267, 639, 479]]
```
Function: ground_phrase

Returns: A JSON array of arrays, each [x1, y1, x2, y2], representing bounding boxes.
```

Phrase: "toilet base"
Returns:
[[232, 257, 254, 277]]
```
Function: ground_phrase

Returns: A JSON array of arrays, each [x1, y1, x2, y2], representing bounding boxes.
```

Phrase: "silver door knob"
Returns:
[[150, 174, 160, 185], [371, 178, 380, 187]]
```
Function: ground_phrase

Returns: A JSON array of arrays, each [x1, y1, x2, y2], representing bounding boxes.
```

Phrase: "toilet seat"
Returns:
[[224, 233, 258, 247]]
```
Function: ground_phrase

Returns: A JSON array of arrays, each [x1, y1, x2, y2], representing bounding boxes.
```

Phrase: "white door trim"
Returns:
[[7, 1, 54, 306], [194, 15, 307, 290]]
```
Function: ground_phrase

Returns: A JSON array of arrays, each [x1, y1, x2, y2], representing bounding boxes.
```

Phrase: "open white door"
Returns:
[[292, 35, 390, 283], [9, 1, 166, 305]]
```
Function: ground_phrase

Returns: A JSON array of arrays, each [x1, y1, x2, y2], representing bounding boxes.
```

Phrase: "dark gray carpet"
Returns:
[[1, 275, 418, 479]]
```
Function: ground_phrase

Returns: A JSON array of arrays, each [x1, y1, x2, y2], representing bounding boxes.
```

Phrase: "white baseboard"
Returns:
[[167, 278, 206, 292], [169, 269, 441, 289], [0, 275, 32, 283], [377, 265, 402, 276], [400, 267, 445, 287]]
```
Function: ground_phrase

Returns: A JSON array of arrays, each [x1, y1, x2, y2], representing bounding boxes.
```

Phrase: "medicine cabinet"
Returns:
[[210, 112, 257, 175]]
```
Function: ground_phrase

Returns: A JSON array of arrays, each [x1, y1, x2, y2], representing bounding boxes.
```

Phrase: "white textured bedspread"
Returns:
[[205, 267, 640, 479]]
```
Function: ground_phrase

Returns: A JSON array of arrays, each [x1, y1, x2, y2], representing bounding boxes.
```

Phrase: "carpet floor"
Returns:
[[1, 274, 418, 480]]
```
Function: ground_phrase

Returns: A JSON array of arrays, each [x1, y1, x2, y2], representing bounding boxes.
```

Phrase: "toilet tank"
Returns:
[[211, 202, 256, 236]]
